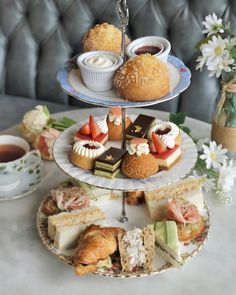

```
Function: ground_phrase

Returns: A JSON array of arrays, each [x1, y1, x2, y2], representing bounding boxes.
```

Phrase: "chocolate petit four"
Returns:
[[94, 147, 127, 178], [126, 114, 155, 140]]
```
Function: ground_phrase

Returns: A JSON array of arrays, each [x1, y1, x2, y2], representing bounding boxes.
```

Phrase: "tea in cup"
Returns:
[[0, 135, 42, 191]]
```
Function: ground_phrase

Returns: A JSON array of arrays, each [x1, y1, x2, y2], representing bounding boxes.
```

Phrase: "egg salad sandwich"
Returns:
[[118, 227, 155, 273]]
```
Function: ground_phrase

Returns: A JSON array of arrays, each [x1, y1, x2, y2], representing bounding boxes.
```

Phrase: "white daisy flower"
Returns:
[[196, 55, 207, 71], [200, 141, 228, 169], [217, 160, 236, 192], [202, 35, 227, 64], [202, 13, 224, 36]]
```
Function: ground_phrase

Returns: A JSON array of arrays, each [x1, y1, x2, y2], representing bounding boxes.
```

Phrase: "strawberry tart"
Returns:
[[70, 140, 105, 170], [148, 120, 182, 170], [107, 107, 132, 141], [74, 115, 108, 144]]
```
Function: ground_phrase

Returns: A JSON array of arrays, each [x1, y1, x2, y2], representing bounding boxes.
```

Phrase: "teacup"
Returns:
[[0, 135, 42, 191]]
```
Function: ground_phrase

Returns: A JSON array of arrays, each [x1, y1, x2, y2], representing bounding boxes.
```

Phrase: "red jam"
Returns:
[[83, 144, 98, 149], [134, 45, 161, 55], [155, 128, 170, 135]]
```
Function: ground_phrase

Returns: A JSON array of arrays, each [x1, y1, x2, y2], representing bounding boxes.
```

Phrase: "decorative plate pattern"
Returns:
[[37, 182, 210, 278], [53, 115, 197, 191], [57, 55, 191, 108], [0, 161, 44, 201]]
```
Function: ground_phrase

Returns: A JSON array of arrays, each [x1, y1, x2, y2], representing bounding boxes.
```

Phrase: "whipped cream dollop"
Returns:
[[97, 116, 108, 134], [84, 55, 117, 68], [108, 112, 122, 126], [127, 141, 150, 157], [122, 228, 145, 270], [72, 140, 105, 158], [148, 120, 179, 149]]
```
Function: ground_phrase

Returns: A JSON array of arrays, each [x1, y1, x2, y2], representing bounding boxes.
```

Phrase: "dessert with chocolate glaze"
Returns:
[[94, 147, 127, 178]]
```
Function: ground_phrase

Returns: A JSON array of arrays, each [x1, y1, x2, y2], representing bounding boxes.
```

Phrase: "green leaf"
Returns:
[[169, 112, 186, 126], [181, 126, 191, 136], [43, 105, 51, 118]]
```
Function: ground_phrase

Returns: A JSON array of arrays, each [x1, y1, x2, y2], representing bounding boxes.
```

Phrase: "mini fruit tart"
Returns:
[[69, 140, 105, 170], [74, 115, 108, 145]]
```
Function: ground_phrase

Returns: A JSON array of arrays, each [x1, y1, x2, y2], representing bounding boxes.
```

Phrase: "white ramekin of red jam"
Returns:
[[126, 36, 171, 62]]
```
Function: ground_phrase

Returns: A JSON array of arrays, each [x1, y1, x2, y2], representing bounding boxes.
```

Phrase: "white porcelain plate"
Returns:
[[0, 162, 44, 201], [37, 181, 210, 278], [53, 115, 197, 191], [57, 55, 191, 108]]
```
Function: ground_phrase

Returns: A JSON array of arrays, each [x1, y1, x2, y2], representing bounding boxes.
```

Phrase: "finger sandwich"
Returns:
[[48, 206, 106, 251], [144, 177, 204, 221], [153, 221, 183, 267], [118, 227, 155, 272]]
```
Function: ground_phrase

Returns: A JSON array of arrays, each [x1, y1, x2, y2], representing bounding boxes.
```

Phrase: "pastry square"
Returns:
[[125, 114, 155, 139], [151, 145, 181, 170], [94, 147, 127, 178]]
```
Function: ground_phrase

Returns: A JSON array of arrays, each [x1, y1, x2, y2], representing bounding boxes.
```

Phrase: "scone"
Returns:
[[70, 140, 105, 170], [121, 138, 158, 179], [107, 108, 132, 141], [114, 54, 170, 101], [83, 23, 130, 53]]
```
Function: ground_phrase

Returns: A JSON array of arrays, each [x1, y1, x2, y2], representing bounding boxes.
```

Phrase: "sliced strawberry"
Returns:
[[152, 132, 167, 154], [149, 141, 156, 153], [89, 115, 101, 138], [79, 123, 91, 136]]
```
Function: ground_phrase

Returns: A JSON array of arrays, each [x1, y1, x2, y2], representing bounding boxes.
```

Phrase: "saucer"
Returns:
[[0, 163, 44, 201]]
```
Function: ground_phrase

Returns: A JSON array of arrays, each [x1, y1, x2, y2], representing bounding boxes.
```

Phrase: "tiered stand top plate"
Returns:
[[57, 55, 191, 107], [53, 115, 197, 191]]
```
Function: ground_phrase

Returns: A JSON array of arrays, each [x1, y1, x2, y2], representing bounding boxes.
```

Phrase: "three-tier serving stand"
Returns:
[[54, 0, 195, 224]]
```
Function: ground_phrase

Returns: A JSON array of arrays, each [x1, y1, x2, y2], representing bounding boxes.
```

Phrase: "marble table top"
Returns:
[[0, 108, 235, 295]]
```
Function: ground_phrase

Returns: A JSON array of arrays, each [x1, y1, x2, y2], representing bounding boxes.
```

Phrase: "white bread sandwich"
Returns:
[[118, 227, 155, 273], [48, 206, 106, 251], [144, 177, 204, 221], [154, 221, 183, 267]]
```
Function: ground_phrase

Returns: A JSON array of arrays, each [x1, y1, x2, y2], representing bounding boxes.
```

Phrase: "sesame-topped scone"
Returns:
[[121, 138, 158, 179], [69, 140, 105, 170], [83, 23, 130, 53], [114, 54, 170, 101], [107, 107, 132, 141]]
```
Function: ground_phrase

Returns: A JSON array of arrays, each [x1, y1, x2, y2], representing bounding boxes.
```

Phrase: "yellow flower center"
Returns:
[[214, 46, 222, 56], [210, 152, 218, 161]]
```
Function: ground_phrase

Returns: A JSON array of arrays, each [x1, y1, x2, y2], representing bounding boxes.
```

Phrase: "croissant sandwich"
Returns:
[[74, 224, 124, 276]]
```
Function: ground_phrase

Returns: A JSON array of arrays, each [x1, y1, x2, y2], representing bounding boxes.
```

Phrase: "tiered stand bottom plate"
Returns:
[[37, 187, 210, 278]]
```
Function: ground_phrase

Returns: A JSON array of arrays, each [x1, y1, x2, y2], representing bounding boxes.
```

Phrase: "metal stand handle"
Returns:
[[117, 0, 129, 223]]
